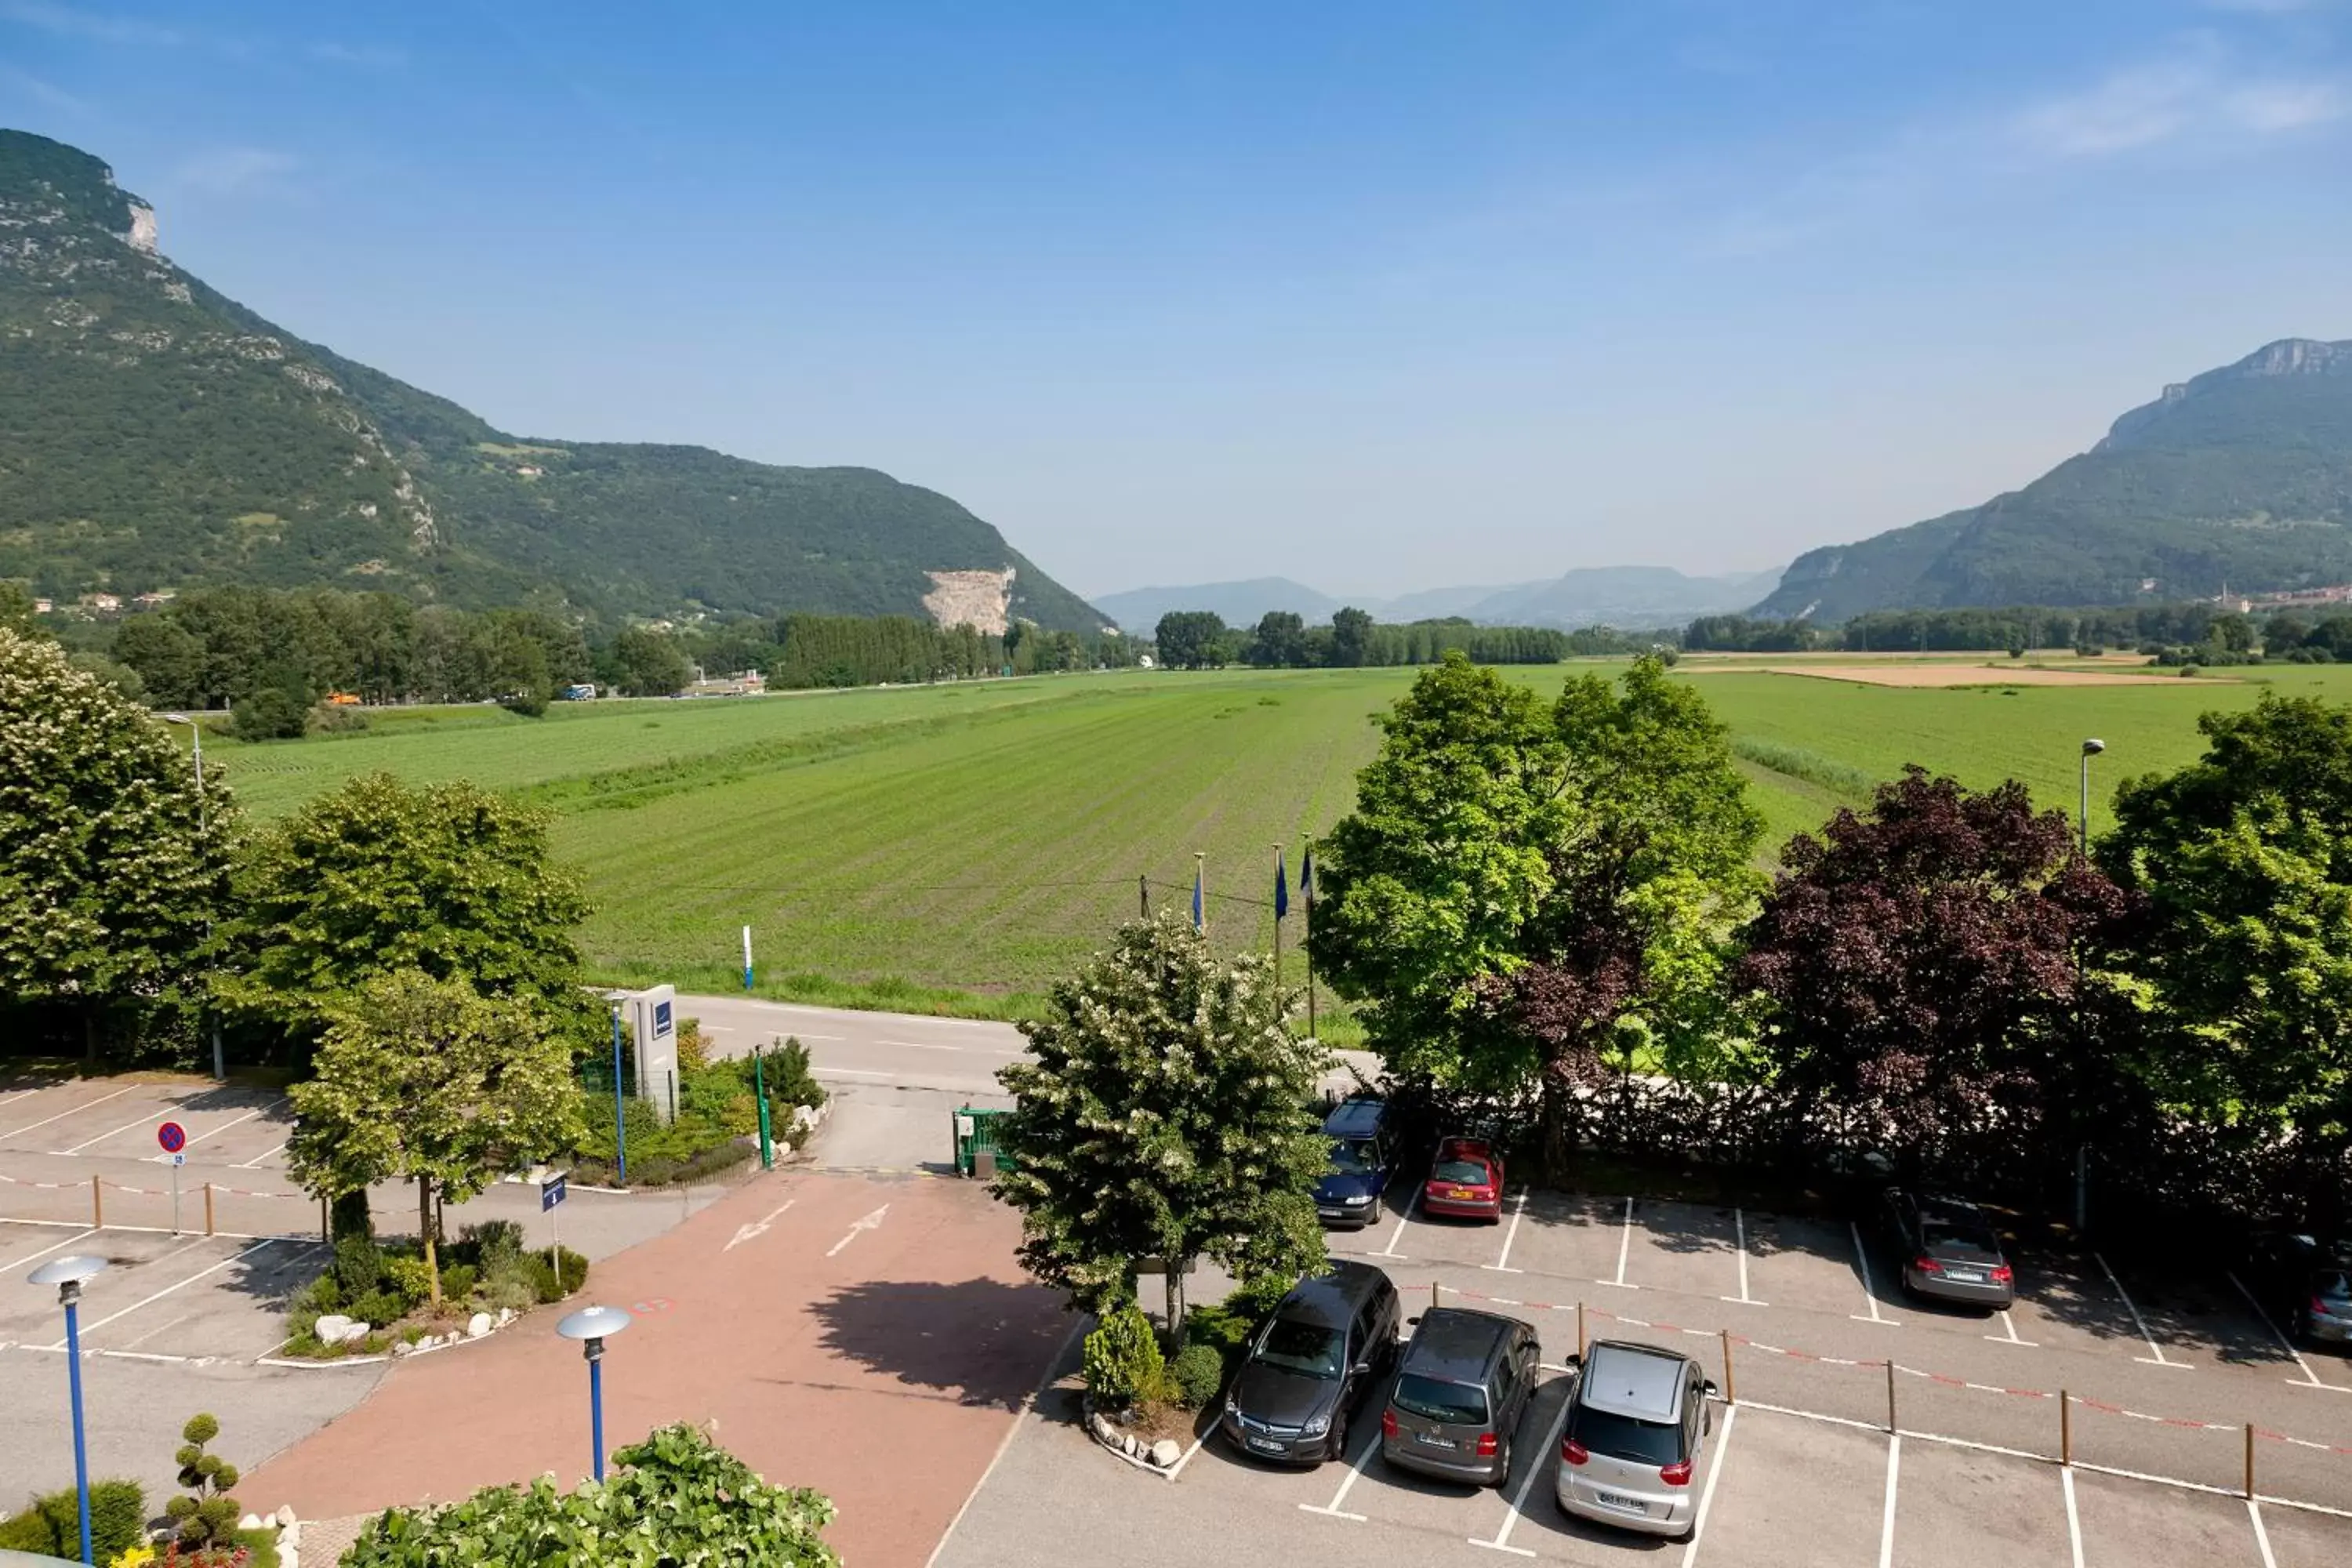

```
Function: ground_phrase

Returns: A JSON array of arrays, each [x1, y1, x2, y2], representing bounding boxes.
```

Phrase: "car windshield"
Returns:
[[1434, 1157, 1490, 1184], [1254, 1319, 1346, 1379], [1328, 1139, 1380, 1176], [1570, 1403, 1684, 1465], [1392, 1374, 1490, 1425]]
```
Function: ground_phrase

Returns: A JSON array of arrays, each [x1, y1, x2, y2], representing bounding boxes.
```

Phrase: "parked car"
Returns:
[[1555, 1339, 1719, 1541], [1380, 1307, 1540, 1486], [1221, 1260, 1402, 1465], [2242, 1232, 2352, 1349], [1881, 1188, 2015, 1310], [1314, 1096, 1396, 1230], [1421, 1135, 1504, 1222]]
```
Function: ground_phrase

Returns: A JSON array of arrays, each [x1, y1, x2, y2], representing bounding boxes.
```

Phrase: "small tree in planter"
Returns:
[[165, 1413, 240, 1552]]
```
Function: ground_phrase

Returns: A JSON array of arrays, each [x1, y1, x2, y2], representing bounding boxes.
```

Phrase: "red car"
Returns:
[[1422, 1137, 1504, 1221]]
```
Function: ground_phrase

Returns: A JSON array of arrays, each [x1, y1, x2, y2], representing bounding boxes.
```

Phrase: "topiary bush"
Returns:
[[1081, 1302, 1164, 1409], [165, 1412, 240, 1549], [1167, 1342, 1225, 1409], [0, 1479, 145, 1559]]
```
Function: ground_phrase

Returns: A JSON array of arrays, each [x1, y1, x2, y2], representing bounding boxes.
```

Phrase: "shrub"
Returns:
[[331, 1235, 386, 1298], [167, 1412, 240, 1549], [1081, 1303, 1164, 1409], [381, 1256, 434, 1311], [439, 1263, 478, 1301], [347, 1289, 408, 1328], [513, 1247, 590, 1304], [457, 1220, 525, 1272], [0, 1479, 147, 1559], [675, 1017, 708, 1074], [292, 1272, 343, 1316], [1167, 1341, 1225, 1408]]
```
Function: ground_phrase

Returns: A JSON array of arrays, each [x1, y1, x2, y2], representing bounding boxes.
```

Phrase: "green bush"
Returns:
[[1167, 1341, 1225, 1408], [513, 1247, 590, 1304], [348, 1288, 409, 1327], [1081, 1303, 1164, 1409], [456, 1220, 525, 1272], [332, 1234, 387, 1298], [293, 1271, 343, 1316], [1182, 1301, 1257, 1358], [439, 1262, 478, 1300], [382, 1255, 434, 1311], [0, 1479, 145, 1559]]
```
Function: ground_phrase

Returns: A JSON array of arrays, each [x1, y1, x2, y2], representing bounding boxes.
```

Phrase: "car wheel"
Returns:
[[1493, 1436, 1512, 1486], [1327, 1412, 1347, 1461]]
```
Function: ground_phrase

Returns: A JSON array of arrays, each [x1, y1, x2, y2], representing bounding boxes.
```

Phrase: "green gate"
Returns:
[[953, 1107, 1013, 1177]]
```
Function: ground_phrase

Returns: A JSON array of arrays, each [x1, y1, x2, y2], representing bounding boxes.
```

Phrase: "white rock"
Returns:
[[314, 1315, 353, 1344], [339, 1320, 373, 1345], [391, 1341, 412, 1358], [1121, 1433, 1139, 1457], [466, 1312, 493, 1339], [274, 1505, 296, 1529], [1150, 1439, 1181, 1468], [240, 1514, 263, 1531], [497, 1307, 515, 1326]]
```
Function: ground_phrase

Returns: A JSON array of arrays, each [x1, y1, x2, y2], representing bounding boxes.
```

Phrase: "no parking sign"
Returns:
[[157, 1121, 186, 1154]]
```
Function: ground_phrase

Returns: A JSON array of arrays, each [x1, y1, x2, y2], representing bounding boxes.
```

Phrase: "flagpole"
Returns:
[[1302, 835, 1316, 1042]]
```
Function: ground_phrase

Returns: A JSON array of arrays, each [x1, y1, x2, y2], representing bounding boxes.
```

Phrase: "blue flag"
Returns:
[[1300, 845, 1315, 898], [1274, 848, 1290, 921], [1192, 862, 1203, 931]]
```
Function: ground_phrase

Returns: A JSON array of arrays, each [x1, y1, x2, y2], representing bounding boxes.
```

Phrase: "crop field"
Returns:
[[189, 658, 2350, 1014]]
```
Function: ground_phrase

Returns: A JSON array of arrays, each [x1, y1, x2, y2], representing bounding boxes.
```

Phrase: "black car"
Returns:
[[2242, 1232, 2352, 1350], [1380, 1307, 1539, 1486], [1221, 1260, 1402, 1464], [1314, 1097, 1395, 1229], [1882, 1188, 2015, 1310]]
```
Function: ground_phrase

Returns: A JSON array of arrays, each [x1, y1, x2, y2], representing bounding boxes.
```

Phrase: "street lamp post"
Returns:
[[161, 714, 224, 1083], [2078, 739, 2106, 855], [29, 1255, 108, 1566], [556, 1305, 633, 1481]]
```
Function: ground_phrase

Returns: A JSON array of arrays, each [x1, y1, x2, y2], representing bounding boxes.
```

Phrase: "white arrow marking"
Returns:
[[724, 1200, 795, 1253], [827, 1204, 891, 1258]]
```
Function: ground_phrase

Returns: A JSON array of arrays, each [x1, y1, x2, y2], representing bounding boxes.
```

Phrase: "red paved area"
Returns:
[[244, 1169, 1068, 1567]]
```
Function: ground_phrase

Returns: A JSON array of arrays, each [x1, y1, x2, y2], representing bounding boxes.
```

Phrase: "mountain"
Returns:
[[1462, 564, 1783, 629], [0, 130, 1103, 633], [1091, 577, 1342, 634], [1757, 339, 2352, 623]]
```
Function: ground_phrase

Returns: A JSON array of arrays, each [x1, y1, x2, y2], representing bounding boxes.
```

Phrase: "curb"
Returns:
[[1080, 1391, 1185, 1479]]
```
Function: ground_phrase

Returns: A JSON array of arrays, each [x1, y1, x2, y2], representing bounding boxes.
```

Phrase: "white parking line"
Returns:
[[2, 1227, 100, 1272], [880, 1040, 964, 1052], [1600, 1196, 1635, 1289], [154, 1105, 270, 1159], [1877, 1434, 1900, 1568], [2095, 1252, 2186, 1368], [1679, 1403, 1737, 1567], [1720, 1207, 1766, 1305], [1483, 1192, 1527, 1274], [115, 1312, 189, 1352], [2227, 1271, 2350, 1392], [2249, 1499, 2278, 1568], [1469, 1388, 1576, 1557], [1849, 1222, 1900, 1326], [1376, 1192, 1416, 1259], [56, 1103, 180, 1156], [2061, 1465, 2084, 1568], [1298, 1425, 1378, 1520], [1985, 1309, 2037, 1347], [234, 1141, 289, 1170], [2, 1084, 136, 1140], [55, 1240, 278, 1344]]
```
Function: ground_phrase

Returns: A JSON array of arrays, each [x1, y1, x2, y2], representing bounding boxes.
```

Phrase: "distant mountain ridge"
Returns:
[[1094, 565, 1782, 634], [1758, 338, 2352, 623], [0, 129, 1105, 632]]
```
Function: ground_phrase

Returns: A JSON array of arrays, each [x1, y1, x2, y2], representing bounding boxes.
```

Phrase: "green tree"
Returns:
[[1329, 605, 1374, 667], [1152, 610, 1228, 671], [112, 612, 206, 706], [0, 628, 234, 1058], [993, 914, 1330, 1337], [613, 624, 692, 695], [228, 773, 593, 1044], [289, 970, 585, 1302], [340, 1422, 840, 1568], [165, 1411, 240, 1549], [2103, 694, 2352, 1219], [1247, 610, 1311, 668]]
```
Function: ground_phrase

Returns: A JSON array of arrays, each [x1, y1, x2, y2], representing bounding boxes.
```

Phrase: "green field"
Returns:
[[191, 659, 2346, 1017]]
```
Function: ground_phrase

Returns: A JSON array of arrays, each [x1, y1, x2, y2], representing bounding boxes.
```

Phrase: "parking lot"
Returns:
[[932, 1185, 2352, 1568]]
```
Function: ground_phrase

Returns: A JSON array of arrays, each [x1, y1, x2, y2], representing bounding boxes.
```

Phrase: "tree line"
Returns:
[[1683, 602, 2233, 654], [1155, 606, 1580, 670]]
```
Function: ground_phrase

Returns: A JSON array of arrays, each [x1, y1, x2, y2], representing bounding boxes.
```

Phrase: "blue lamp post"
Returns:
[[556, 1305, 633, 1481], [608, 1000, 627, 1185], [30, 1254, 108, 1566]]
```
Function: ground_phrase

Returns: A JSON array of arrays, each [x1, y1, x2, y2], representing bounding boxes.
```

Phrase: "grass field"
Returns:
[[188, 658, 2352, 1018]]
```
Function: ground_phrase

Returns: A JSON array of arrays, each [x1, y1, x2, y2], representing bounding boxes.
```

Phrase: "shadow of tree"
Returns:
[[808, 1276, 1069, 1411]]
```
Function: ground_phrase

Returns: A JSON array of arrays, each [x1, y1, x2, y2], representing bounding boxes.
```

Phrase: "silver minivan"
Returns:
[[1554, 1339, 1719, 1541]]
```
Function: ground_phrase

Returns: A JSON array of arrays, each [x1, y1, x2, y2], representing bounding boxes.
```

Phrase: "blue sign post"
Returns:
[[541, 1174, 568, 1294], [541, 1174, 567, 1211]]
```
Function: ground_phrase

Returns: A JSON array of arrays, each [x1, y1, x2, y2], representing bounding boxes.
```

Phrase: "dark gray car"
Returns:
[[1220, 1260, 1401, 1465], [1883, 1188, 2015, 1310], [1379, 1307, 1539, 1486]]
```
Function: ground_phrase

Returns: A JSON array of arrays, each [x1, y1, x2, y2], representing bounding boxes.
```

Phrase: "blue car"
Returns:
[[1315, 1097, 1394, 1229]]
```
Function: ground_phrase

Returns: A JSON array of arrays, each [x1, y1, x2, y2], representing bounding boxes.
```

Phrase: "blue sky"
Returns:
[[4, 1, 2349, 599]]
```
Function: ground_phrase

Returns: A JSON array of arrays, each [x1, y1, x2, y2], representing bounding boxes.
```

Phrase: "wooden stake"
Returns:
[[1720, 1329, 1737, 1406], [2060, 1389, 2071, 1467], [2245, 1423, 2256, 1501], [91, 1174, 103, 1229], [203, 1181, 215, 1237], [1885, 1359, 1898, 1434], [1432, 1280, 1440, 1314], [1577, 1299, 1587, 1356]]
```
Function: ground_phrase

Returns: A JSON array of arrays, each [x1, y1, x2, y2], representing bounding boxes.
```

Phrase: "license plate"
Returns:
[[1595, 1490, 1643, 1512], [1247, 1436, 1282, 1454], [1414, 1432, 1457, 1449], [1450, 1187, 1475, 1200], [1318, 1208, 1343, 1218], [1947, 1269, 1984, 1283]]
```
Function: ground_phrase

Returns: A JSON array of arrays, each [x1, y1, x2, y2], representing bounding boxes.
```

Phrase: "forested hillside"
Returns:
[[0, 130, 1104, 632]]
